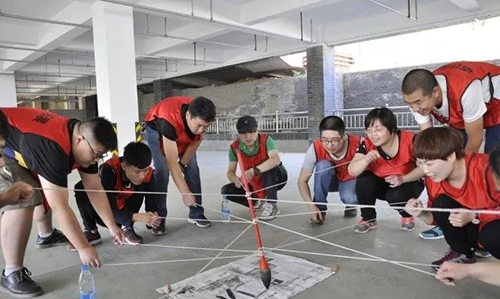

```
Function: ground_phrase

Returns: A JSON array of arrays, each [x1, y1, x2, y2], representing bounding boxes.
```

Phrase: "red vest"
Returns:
[[425, 154, 500, 229], [433, 61, 500, 129], [313, 134, 360, 182], [145, 96, 201, 155], [364, 130, 417, 177], [105, 156, 153, 210], [230, 134, 269, 199], [0, 108, 77, 169]]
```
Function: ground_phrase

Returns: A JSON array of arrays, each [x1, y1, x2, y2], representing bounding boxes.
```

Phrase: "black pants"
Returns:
[[433, 194, 500, 259], [356, 171, 424, 221], [75, 188, 146, 231], [221, 165, 287, 207]]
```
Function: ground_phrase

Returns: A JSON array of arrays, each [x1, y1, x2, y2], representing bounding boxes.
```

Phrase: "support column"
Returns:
[[92, 1, 138, 154], [307, 44, 341, 142], [153, 79, 173, 102], [0, 73, 17, 107]]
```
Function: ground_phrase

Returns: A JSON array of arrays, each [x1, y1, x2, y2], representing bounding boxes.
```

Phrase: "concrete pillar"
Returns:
[[92, 1, 138, 154], [84, 95, 98, 120], [153, 79, 173, 102], [307, 44, 341, 141], [0, 73, 17, 107]]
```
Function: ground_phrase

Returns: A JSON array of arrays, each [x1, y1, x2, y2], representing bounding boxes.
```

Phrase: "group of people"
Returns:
[[0, 60, 498, 297]]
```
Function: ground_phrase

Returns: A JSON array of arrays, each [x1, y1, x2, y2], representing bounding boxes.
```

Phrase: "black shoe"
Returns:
[[35, 229, 68, 249], [188, 215, 212, 228], [67, 230, 101, 252], [151, 225, 167, 236], [123, 227, 144, 245], [0, 268, 43, 298], [344, 206, 358, 218]]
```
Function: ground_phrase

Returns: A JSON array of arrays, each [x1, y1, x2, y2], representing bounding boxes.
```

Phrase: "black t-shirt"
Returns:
[[147, 104, 194, 141]]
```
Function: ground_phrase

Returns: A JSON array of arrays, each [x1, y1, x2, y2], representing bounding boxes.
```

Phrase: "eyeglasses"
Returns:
[[321, 137, 342, 146], [82, 136, 108, 159]]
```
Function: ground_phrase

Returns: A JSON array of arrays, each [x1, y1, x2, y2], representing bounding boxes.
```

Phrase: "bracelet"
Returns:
[[178, 161, 187, 169]]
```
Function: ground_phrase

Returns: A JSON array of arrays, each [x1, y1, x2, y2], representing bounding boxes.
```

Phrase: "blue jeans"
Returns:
[[460, 124, 500, 153], [313, 160, 357, 212], [146, 126, 205, 223]]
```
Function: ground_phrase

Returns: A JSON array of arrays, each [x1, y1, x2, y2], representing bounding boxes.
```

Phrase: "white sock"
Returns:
[[4, 265, 23, 276], [38, 229, 54, 238]]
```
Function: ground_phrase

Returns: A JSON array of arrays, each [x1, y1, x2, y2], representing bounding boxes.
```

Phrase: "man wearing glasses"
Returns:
[[69, 142, 163, 249], [0, 108, 124, 298], [145, 96, 216, 229], [221, 115, 288, 221], [298, 116, 360, 225]]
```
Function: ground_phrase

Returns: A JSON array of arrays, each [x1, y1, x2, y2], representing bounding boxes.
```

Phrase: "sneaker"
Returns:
[[431, 250, 475, 272], [400, 216, 415, 231], [419, 226, 444, 240], [152, 225, 167, 236], [253, 199, 265, 212], [344, 206, 358, 218], [353, 219, 378, 234], [259, 203, 280, 221], [0, 268, 44, 298], [67, 230, 102, 252], [123, 227, 144, 245], [475, 249, 492, 258], [187, 215, 212, 228], [35, 228, 68, 249]]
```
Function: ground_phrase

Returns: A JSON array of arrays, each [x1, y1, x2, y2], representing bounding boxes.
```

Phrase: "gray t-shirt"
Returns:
[[0, 166, 13, 192]]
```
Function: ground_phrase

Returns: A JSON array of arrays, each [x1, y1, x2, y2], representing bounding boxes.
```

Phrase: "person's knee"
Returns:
[[432, 194, 457, 209], [316, 160, 334, 173], [479, 222, 500, 257], [341, 192, 358, 205]]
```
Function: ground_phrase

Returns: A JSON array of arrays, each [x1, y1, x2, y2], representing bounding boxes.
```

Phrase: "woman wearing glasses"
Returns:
[[348, 107, 425, 234]]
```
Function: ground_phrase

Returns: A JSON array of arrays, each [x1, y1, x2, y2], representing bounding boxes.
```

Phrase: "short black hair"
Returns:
[[319, 116, 345, 135], [401, 69, 438, 96], [123, 142, 151, 169], [365, 107, 397, 134], [80, 117, 117, 151], [413, 127, 465, 161], [0, 111, 10, 140], [188, 97, 216, 123]]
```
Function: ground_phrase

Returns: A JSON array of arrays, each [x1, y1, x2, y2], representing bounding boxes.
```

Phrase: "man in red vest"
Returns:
[[0, 108, 125, 298], [221, 115, 287, 221], [298, 116, 360, 225], [69, 142, 163, 249], [0, 112, 34, 209], [145, 96, 216, 229], [402, 61, 500, 243]]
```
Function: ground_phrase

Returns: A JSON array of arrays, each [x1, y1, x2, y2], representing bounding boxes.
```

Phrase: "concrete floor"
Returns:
[[1, 151, 499, 299]]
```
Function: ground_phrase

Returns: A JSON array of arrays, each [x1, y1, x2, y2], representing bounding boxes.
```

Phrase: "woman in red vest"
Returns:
[[406, 127, 500, 271], [221, 115, 287, 221], [348, 107, 425, 234]]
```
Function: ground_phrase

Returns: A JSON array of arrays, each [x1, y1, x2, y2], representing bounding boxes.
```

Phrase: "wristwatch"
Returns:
[[471, 213, 480, 225], [253, 166, 261, 175], [178, 161, 187, 169]]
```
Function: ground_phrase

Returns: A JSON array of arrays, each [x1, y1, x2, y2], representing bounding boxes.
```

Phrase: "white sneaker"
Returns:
[[253, 199, 265, 212], [259, 203, 279, 221]]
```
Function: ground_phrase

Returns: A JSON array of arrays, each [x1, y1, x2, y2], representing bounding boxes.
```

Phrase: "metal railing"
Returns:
[[333, 105, 436, 131], [207, 111, 308, 134]]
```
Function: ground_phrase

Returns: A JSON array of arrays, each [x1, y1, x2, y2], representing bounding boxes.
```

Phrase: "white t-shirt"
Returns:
[[412, 75, 490, 125]]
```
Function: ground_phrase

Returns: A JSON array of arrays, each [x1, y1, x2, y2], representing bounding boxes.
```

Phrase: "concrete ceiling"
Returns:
[[1, 0, 500, 97]]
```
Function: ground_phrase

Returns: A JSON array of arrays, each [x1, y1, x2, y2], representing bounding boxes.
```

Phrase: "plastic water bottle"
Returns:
[[221, 198, 230, 223], [79, 264, 96, 299]]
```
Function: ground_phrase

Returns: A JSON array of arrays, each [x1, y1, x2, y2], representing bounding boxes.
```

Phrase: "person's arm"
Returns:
[[0, 181, 33, 208], [254, 149, 281, 173], [162, 136, 196, 206], [436, 261, 500, 287], [464, 117, 484, 153], [461, 79, 487, 153], [385, 167, 425, 187], [297, 167, 323, 221], [79, 170, 125, 245], [405, 198, 434, 225], [180, 139, 202, 166], [38, 176, 101, 267], [348, 152, 379, 177], [226, 161, 242, 187]]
